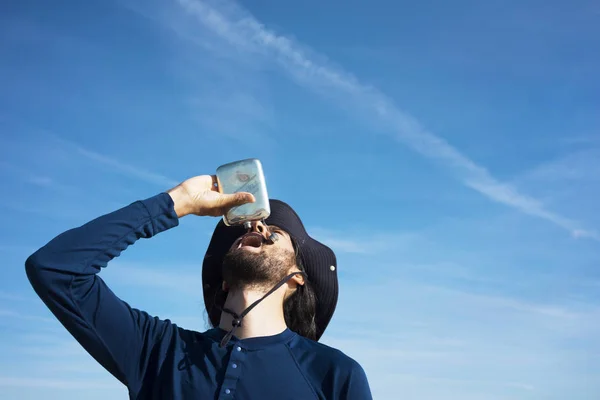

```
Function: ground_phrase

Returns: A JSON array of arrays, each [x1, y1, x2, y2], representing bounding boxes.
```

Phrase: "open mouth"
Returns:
[[237, 232, 265, 249]]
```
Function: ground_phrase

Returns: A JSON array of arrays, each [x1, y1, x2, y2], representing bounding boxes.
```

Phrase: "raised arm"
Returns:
[[25, 175, 254, 395]]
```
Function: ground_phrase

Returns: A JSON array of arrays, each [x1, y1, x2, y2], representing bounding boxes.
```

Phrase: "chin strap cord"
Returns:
[[219, 271, 306, 348]]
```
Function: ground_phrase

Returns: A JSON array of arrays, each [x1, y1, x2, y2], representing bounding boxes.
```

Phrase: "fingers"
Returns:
[[221, 192, 256, 208], [212, 192, 255, 216]]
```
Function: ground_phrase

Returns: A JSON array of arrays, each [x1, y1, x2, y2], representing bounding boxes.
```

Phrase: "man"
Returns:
[[26, 174, 372, 399]]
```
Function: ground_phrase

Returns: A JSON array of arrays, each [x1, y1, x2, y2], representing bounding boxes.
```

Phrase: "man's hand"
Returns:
[[167, 175, 255, 218]]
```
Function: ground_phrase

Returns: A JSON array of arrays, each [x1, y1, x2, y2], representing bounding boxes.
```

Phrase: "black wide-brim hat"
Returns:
[[202, 199, 338, 341]]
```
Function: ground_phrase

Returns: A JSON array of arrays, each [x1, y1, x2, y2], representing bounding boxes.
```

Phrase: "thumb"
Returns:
[[219, 192, 256, 208]]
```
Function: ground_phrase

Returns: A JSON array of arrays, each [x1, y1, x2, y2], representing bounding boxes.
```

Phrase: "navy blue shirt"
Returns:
[[25, 193, 373, 399]]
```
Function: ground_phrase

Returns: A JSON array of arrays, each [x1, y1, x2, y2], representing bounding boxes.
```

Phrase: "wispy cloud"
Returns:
[[157, 0, 598, 240], [75, 146, 179, 187], [0, 309, 55, 324], [21, 341, 89, 358], [504, 382, 535, 391], [560, 133, 600, 146], [0, 331, 125, 395], [0, 290, 38, 303], [517, 148, 600, 183], [418, 285, 588, 321], [0, 161, 79, 194], [0, 377, 118, 390], [0, 201, 86, 221], [322, 277, 599, 399], [82, 263, 211, 330], [186, 91, 276, 147], [48, 136, 179, 187], [309, 227, 420, 254], [102, 262, 203, 297]]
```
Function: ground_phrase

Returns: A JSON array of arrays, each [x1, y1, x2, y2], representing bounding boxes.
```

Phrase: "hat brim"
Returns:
[[202, 199, 338, 341]]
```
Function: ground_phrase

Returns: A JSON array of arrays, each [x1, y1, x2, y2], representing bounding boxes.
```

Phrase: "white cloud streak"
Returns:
[[102, 262, 203, 297], [321, 278, 600, 399], [48, 135, 179, 187], [0, 377, 118, 390], [165, 0, 597, 240], [308, 227, 420, 254], [0, 309, 54, 324], [517, 148, 600, 183], [0, 290, 39, 303], [74, 146, 179, 187], [0, 161, 79, 194]]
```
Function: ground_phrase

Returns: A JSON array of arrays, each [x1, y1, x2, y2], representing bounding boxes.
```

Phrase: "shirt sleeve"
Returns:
[[343, 361, 373, 400], [25, 192, 180, 395]]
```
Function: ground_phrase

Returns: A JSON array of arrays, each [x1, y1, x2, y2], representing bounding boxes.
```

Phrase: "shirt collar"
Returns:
[[204, 327, 296, 350]]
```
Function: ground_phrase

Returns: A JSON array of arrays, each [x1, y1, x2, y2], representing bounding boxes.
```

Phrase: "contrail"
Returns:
[[172, 0, 598, 240]]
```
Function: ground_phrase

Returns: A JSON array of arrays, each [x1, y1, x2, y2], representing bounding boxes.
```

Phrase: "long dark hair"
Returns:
[[284, 239, 318, 340]]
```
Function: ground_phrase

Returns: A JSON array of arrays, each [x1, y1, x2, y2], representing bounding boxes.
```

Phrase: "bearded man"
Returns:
[[25, 174, 372, 399]]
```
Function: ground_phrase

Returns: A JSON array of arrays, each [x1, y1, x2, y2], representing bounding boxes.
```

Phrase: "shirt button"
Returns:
[[225, 389, 231, 394], [232, 363, 238, 368], [236, 346, 242, 352]]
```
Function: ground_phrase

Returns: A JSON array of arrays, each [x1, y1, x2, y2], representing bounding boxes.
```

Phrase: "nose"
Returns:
[[248, 220, 278, 243], [249, 220, 270, 240]]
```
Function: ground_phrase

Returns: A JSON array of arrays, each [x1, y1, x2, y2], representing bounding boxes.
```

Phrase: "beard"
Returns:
[[222, 246, 296, 292]]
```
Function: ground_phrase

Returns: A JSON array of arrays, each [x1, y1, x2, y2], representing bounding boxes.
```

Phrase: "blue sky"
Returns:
[[1, 0, 599, 398]]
